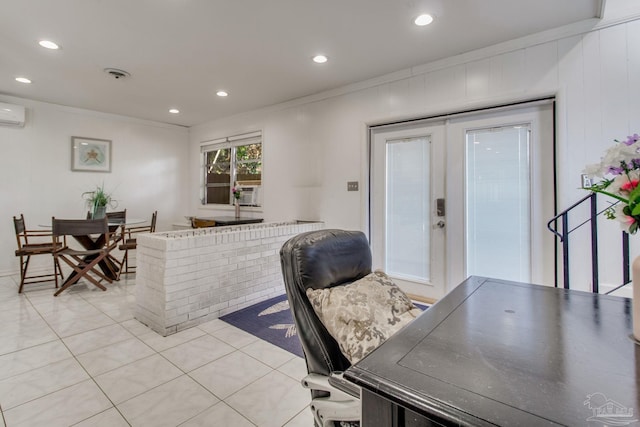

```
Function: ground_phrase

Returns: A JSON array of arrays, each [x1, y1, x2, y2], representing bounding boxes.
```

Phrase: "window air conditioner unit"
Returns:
[[0, 103, 26, 127], [238, 185, 261, 206]]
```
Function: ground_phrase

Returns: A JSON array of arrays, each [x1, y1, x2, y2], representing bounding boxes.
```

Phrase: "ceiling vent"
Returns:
[[103, 68, 131, 79]]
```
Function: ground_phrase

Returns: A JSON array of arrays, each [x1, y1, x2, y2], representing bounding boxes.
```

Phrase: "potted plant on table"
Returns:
[[82, 184, 116, 219]]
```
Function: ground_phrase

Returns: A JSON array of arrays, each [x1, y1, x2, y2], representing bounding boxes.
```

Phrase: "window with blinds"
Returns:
[[200, 131, 262, 206]]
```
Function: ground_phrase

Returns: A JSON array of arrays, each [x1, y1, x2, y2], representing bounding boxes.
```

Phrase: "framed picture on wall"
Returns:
[[71, 137, 112, 172]]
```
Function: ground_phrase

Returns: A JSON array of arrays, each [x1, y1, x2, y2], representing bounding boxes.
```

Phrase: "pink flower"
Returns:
[[620, 179, 640, 193]]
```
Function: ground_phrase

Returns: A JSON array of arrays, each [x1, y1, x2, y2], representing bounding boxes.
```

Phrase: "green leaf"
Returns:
[[587, 188, 629, 204]]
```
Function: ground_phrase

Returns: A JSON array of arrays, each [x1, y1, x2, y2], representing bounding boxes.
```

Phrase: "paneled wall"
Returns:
[[0, 96, 189, 275], [190, 15, 640, 294]]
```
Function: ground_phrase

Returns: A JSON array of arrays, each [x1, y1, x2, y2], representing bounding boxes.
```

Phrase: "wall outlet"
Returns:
[[347, 181, 359, 191], [581, 174, 592, 188]]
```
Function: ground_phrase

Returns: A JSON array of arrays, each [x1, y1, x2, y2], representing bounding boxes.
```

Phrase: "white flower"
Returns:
[[584, 142, 640, 178], [613, 203, 636, 233], [583, 162, 604, 177]]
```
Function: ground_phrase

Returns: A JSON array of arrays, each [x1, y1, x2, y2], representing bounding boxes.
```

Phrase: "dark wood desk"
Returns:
[[210, 216, 263, 226], [345, 276, 639, 426]]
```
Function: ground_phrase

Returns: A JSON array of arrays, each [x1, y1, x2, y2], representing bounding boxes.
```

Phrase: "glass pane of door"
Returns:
[[465, 125, 531, 282], [386, 137, 430, 282]]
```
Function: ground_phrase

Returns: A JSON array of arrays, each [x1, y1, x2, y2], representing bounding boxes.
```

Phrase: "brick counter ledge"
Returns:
[[134, 221, 324, 336]]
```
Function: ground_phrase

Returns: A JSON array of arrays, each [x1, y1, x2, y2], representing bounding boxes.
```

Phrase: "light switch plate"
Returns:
[[347, 181, 359, 191]]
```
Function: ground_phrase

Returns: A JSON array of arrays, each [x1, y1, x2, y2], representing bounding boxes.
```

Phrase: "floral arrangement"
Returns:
[[232, 185, 242, 202], [583, 133, 640, 234]]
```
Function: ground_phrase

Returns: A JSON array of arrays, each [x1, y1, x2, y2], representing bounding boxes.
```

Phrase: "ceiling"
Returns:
[[0, 0, 602, 127]]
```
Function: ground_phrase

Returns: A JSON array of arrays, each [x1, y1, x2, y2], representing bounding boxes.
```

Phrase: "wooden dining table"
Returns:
[[42, 218, 145, 283]]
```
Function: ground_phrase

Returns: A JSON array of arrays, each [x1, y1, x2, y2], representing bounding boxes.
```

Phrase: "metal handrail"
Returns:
[[546, 192, 630, 294]]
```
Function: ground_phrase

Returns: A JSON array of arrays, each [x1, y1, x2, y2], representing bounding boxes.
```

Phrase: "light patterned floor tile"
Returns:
[[209, 325, 258, 348], [94, 354, 182, 404], [0, 340, 72, 381], [0, 323, 59, 357], [277, 356, 308, 382], [3, 380, 112, 427], [62, 323, 135, 355], [284, 406, 314, 427], [0, 357, 89, 409], [189, 350, 271, 399], [138, 326, 205, 352], [161, 334, 235, 372], [44, 311, 116, 338], [226, 370, 311, 427], [0, 301, 42, 323], [72, 407, 129, 427], [0, 273, 324, 427], [241, 339, 296, 369], [76, 337, 155, 376], [197, 318, 229, 335], [117, 375, 218, 427], [181, 401, 254, 427], [31, 298, 103, 319], [120, 318, 153, 337]]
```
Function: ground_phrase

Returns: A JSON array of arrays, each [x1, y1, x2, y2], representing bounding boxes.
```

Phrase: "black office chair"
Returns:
[[280, 229, 371, 427]]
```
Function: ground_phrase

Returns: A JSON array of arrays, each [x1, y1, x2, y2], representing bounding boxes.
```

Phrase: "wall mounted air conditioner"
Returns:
[[0, 103, 26, 127], [238, 185, 261, 206]]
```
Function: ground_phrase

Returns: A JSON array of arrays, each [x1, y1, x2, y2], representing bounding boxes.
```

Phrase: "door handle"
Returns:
[[436, 221, 445, 229], [436, 198, 445, 216]]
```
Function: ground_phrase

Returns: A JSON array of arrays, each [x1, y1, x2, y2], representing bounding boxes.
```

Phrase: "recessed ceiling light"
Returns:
[[414, 14, 434, 26], [216, 91, 228, 97], [169, 108, 180, 114], [313, 55, 328, 64], [15, 77, 31, 84], [39, 40, 59, 50]]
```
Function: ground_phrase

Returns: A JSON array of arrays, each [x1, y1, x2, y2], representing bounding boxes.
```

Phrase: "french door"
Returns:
[[370, 101, 555, 299], [370, 122, 446, 298]]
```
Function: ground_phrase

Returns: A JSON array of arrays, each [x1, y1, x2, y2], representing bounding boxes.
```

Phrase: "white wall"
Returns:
[[190, 14, 640, 293], [0, 95, 189, 275]]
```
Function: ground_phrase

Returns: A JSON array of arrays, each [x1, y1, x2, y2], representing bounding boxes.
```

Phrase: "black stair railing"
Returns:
[[547, 192, 630, 294]]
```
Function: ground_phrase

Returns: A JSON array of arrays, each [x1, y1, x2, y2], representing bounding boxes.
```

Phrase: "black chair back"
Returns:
[[52, 217, 109, 238], [280, 229, 372, 380]]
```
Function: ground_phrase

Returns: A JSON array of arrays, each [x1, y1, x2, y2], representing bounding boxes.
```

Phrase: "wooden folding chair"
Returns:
[[52, 217, 116, 296], [118, 211, 157, 278], [13, 214, 64, 293], [104, 210, 127, 277]]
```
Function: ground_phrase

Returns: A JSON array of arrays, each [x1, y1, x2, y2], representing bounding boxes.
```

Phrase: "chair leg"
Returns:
[[54, 255, 109, 296], [18, 255, 29, 294], [53, 257, 64, 289], [123, 249, 129, 274]]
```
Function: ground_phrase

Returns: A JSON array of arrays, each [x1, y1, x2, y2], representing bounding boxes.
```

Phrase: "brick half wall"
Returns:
[[135, 221, 324, 336]]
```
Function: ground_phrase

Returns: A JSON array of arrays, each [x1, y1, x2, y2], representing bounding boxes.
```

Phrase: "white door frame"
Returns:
[[368, 99, 556, 297]]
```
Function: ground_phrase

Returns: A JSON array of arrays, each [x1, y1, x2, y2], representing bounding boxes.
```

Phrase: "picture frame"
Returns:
[[71, 137, 112, 172]]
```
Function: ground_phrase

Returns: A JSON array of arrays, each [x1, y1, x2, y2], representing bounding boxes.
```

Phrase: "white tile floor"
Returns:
[[0, 274, 313, 427]]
